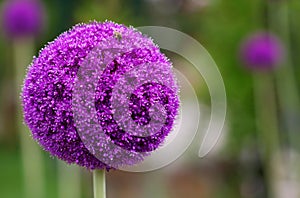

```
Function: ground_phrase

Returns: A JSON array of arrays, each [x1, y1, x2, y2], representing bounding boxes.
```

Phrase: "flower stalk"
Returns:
[[13, 38, 45, 198], [93, 170, 106, 198], [253, 72, 280, 198]]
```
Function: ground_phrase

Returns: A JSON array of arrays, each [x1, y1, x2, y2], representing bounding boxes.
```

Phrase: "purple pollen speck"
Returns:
[[22, 21, 180, 170], [1, 0, 45, 38], [239, 31, 285, 71]]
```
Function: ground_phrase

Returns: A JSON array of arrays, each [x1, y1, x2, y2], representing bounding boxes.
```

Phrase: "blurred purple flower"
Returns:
[[1, 0, 45, 38], [22, 21, 179, 170], [240, 32, 284, 70]]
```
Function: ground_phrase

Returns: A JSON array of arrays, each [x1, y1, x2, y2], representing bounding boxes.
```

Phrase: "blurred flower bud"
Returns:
[[1, 0, 45, 38], [239, 32, 285, 71]]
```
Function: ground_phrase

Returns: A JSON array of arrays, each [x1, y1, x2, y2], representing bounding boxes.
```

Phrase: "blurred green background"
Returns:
[[1, 0, 300, 198]]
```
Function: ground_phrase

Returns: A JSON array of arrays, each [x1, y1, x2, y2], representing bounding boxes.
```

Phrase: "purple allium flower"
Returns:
[[22, 21, 179, 170], [1, 0, 45, 38], [239, 32, 284, 70]]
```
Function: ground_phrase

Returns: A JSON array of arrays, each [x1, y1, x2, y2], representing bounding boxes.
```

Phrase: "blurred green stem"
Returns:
[[58, 161, 81, 198], [253, 72, 280, 198], [268, 0, 300, 156], [13, 38, 45, 198], [93, 170, 106, 198]]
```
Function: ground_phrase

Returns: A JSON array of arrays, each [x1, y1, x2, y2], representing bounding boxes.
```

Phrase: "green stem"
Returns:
[[253, 72, 280, 198], [58, 161, 81, 198], [13, 38, 45, 198], [93, 170, 106, 198], [267, 0, 300, 179]]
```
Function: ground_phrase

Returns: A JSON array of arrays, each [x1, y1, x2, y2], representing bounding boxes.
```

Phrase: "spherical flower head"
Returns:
[[1, 0, 45, 38], [22, 21, 179, 170], [239, 32, 285, 71]]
